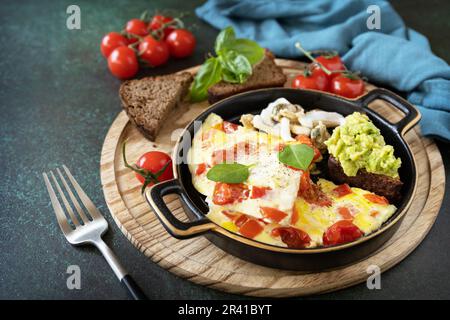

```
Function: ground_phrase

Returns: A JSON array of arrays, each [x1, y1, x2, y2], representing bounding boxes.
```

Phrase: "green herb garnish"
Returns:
[[189, 26, 265, 102], [278, 144, 315, 170], [206, 163, 250, 183]]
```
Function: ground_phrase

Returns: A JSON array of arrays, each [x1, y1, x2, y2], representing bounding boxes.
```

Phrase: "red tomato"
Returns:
[[165, 29, 196, 58], [135, 151, 173, 186], [149, 15, 175, 39], [235, 214, 249, 227], [364, 193, 389, 205], [271, 227, 311, 248], [294, 134, 321, 160], [338, 207, 353, 220], [222, 121, 239, 133], [298, 176, 332, 207], [260, 207, 288, 223], [125, 18, 148, 36], [291, 207, 299, 225], [212, 183, 249, 205], [323, 221, 363, 246], [330, 74, 365, 98], [195, 163, 207, 175], [138, 36, 169, 67], [298, 171, 311, 195], [333, 184, 352, 198], [313, 54, 345, 78], [292, 68, 329, 91], [250, 186, 271, 199], [239, 219, 264, 238], [107, 46, 138, 79], [100, 32, 128, 58]]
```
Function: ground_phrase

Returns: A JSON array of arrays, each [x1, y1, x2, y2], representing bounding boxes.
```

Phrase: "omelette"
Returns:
[[188, 113, 397, 248]]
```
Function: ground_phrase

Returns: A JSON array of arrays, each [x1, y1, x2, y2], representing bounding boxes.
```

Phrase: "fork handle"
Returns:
[[95, 239, 148, 300]]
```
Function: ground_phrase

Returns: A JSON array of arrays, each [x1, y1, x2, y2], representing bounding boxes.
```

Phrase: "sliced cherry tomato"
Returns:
[[149, 15, 175, 39], [235, 214, 249, 227], [138, 35, 169, 67], [107, 46, 138, 79], [212, 183, 249, 205], [260, 207, 288, 223], [298, 175, 332, 207], [313, 54, 345, 79], [338, 207, 353, 220], [195, 163, 207, 175], [364, 193, 389, 205], [323, 221, 363, 246], [100, 32, 129, 58], [239, 219, 263, 238], [271, 227, 311, 248], [250, 186, 271, 199], [298, 171, 311, 195], [333, 184, 352, 198], [292, 68, 329, 91], [222, 210, 239, 221], [165, 29, 196, 58], [291, 207, 299, 225], [125, 18, 148, 36], [330, 73, 365, 99], [370, 211, 380, 217], [295, 134, 321, 160], [222, 121, 239, 133]]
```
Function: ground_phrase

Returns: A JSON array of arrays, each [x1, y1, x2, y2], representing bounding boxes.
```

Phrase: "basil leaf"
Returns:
[[206, 163, 250, 183], [189, 57, 222, 102], [215, 26, 236, 55], [219, 51, 252, 84], [278, 144, 315, 170], [224, 38, 265, 65]]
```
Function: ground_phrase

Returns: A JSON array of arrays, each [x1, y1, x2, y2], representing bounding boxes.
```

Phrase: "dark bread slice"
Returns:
[[328, 156, 403, 203], [119, 72, 193, 141], [207, 51, 287, 104]]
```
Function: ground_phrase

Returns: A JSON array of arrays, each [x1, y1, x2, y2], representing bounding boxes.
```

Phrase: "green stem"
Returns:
[[295, 42, 331, 76]]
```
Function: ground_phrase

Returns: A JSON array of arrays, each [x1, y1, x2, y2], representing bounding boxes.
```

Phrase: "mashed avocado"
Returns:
[[325, 112, 401, 178]]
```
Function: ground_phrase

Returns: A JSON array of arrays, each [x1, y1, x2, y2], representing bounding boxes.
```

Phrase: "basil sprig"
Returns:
[[206, 163, 250, 183], [189, 27, 265, 102], [278, 144, 315, 171]]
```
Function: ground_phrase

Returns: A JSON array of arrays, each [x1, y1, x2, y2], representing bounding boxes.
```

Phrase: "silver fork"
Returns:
[[43, 165, 147, 300]]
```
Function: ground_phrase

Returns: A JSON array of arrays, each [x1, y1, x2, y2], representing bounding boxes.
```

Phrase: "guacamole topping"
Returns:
[[325, 112, 401, 178]]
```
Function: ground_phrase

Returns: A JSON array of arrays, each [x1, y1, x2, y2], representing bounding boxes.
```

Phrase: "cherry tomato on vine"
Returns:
[[138, 35, 170, 67], [292, 68, 329, 91], [135, 151, 173, 186], [125, 18, 148, 36], [330, 73, 365, 98], [165, 29, 196, 58], [149, 15, 175, 39], [107, 46, 138, 79], [313, 54, 345, 78], [100, 32, 129, 58]]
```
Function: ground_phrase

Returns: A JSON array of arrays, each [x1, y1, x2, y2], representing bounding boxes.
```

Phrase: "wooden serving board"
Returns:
[[100, 59, 445, 297]]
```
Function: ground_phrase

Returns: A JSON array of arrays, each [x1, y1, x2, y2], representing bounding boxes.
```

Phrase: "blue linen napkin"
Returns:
[[196, 0, 450, 141]]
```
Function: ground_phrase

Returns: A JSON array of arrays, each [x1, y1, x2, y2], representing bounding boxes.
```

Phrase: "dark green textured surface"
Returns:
[[0, 0, 448, 300]]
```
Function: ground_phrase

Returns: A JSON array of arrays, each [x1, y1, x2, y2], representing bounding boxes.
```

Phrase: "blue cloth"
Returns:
[[196, 0, 450, 141]]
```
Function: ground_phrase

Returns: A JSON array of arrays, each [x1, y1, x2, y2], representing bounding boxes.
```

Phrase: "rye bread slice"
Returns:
[[207, 51, 287, 104], [119, 72, 193, 141]]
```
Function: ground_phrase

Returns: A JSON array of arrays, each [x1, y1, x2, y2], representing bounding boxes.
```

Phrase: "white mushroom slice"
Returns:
[[268, 98, 305, 123], [252, 115, 276, 134], [279, 117, 295, 141], [240, 114, 254, 129], [299, 110, 344, 128], [310, 121, 330, 151], [290, 124, 311, 136]]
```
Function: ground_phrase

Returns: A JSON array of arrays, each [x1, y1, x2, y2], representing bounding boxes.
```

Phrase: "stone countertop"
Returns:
[[0, 0, 448, 299]]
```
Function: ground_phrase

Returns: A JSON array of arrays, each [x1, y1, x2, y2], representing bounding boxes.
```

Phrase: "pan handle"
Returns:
[[357, 88, 421, 135], [145, 179, 216, 239]]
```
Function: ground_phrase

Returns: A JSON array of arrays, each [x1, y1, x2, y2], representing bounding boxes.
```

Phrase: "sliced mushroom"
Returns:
[[252, 115, 276, 134], [279, 117, 295, 141], [290, 124, 311, 136], [240, 114, 254, 129], [299, 110, 344, 128], [310, 121, 330, 152]]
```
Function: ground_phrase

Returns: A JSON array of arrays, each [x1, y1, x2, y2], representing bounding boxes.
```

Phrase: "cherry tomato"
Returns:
[[338, 207, 353, 220], [212, 183, 249, 205], [333, 184, 352, 198], [222, 121, 239, 133], [271, 227, 311, 248], [135, 151, 173, 186], [295, 134, 321, 160], [239, 219, 263, 238], [250, 186, 271, 199], [107, 46, 138, 79], [165, 29, 196, 58], [292, 68, 329, 91], [323, 221, 363, 246], [149, 15, 175, 39], [260, 207, 288, 223], [195, 163, 207, 175], [138, 35, 169, 67], [313, 54, 345, 78], [125, 18, 148, 36], [330, 74, 365, 98], [100, 32, 128, 58], [291, 207, 299, 225], [364, 193, 389, 205]]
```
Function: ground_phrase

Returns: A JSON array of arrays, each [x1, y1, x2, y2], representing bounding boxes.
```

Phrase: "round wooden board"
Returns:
[[100, 59, 445, 297]]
